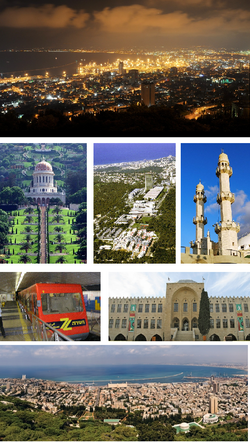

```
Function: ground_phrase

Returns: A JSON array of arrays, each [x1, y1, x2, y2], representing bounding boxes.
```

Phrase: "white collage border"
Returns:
[[0, 137, 248, 381]]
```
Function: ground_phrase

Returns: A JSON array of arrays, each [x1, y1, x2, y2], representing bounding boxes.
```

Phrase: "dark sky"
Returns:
[[0, 0, 250, 50]]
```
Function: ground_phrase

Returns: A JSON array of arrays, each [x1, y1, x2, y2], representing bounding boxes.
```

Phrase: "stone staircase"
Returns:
[[174, 330, 194, 341]]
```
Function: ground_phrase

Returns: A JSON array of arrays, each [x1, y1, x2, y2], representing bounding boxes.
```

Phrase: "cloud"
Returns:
[[205, 202, 218, 213], [205, 185, 219, 199], [0, 4, 89, 28], [109, 272, 166, 299], [93, 5, 250, 35]]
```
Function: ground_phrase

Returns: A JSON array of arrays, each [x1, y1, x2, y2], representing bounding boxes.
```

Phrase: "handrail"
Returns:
[[20, 306, 73, 341]]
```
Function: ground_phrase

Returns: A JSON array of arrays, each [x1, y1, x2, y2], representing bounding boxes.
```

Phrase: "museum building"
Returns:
[[109, 280, 250, 341], [25, 158, 66, 204]]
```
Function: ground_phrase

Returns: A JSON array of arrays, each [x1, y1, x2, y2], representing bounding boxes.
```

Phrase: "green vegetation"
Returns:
[[94, 181, 138, 219], [6, 208, 39, 264], [147, 186, 175, 263], [198, 288, 211, 339], [0, 144, 87, 263], [47, 208, 83, 264], [0, 395, 247, 441]]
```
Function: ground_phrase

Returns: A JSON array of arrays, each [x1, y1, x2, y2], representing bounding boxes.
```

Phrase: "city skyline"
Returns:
[[0, 345, 247, 368], [109, 271, 250, 301], [181, 144, 250, 248], [0, 1, 250, 50], [94, 143, 175, 165]]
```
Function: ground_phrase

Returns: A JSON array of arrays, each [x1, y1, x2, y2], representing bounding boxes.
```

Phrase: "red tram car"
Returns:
[[18, 283, 89, 340]]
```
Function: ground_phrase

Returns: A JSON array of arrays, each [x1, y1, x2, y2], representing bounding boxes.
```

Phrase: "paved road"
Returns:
[[40, 206, 47, 264]]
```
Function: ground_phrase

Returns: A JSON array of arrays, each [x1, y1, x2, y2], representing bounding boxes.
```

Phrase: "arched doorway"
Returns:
[[191, 317, 198, 329], [182, 318, 189, 331], [114, 334, 126, 341], [46, 198, 50, 204], [42, 198, 45, 204], [225, 334, 237, 341], [209, 334, 220, 341], [172, 318, 179, 329], [37, 198, 41, 204], [135, 334, 147, 341], [151, 334, 162, 341], [246, 334, 250, 340]]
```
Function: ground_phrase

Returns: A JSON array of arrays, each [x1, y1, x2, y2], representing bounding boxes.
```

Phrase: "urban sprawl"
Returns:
[[0, 374, 247, 430], [0, 48, 249, 118]]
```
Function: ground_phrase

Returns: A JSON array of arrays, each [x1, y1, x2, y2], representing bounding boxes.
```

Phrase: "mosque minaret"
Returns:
[[214, 152, 240, 255], [193, 181, 207, 245]]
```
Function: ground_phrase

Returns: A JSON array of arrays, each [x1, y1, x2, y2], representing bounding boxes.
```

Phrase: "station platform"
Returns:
[[0, 301, 100, 341], [0, 301, 35, 341]]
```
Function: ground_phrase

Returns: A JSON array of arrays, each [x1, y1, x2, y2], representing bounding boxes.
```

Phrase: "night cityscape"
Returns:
[[0, 0, 249, 135]]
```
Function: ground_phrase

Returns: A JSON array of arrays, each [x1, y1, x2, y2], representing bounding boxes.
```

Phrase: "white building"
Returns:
[[25, 158, 66, 204]]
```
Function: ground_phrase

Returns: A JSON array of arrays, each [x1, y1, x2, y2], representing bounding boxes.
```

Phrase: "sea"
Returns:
[[94, 144, 175, 166], [0, 364, 246, 385], [0, 51, 158, 78]]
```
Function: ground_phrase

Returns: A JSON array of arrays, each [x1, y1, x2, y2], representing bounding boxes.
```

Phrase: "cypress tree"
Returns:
[[198, 288, 210, 339]]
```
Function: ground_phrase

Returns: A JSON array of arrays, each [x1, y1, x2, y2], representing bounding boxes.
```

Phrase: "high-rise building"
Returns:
[[141, 82, 155, 107], [209, 396, 218, 414], [145, 172, 153, 192], [118, 61, 124, 75], [212, 382, 220, 394], [22, 375, 26, 380], [128, 69, 139, 85]]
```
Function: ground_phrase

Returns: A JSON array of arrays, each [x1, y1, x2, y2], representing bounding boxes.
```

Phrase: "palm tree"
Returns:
[[55, 244, 66, 253], [18, 254, 32, 263], [20, 242, 32, 253], [52, 215, 63, 223], [54, 226, 63, 233], [24, 226, 32, 233], [25, 234, 32, 243], [55, 234, 65, 243], [55, 256, 67, 264], [52, 206, 62, 215], [24, 215, 33, 223], [24, 207, 33, 214]]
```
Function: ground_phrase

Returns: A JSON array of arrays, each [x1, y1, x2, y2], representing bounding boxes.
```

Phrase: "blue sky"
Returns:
[[109, 271, 250, 300], [181, 143, 250, 247], [94, 143, 175, 165], [0, 344, 247, 367]]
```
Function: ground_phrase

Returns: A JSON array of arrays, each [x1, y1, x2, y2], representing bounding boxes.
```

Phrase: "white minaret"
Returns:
[[193, 181, 207, 243], [214, 152, 240, 255]]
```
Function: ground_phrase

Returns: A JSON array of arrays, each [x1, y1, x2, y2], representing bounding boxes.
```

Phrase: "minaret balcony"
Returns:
[[193, 216, 207, 225], [216, 192, 235, 204], [216, 165, 232, 177], [193, 195, 207, 203], [214, 221, 240, 234]]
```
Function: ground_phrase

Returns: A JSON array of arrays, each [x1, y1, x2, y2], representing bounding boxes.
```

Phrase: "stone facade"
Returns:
[[109, 280, 250, 341]]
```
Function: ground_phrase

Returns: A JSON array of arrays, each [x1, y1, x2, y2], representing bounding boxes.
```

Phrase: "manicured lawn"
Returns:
[[6, 209, 39, 263], [48, 208, 81, 263]]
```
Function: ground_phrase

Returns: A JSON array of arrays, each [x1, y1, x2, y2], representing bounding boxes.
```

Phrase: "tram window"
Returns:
[[41, 292, 84, 314]]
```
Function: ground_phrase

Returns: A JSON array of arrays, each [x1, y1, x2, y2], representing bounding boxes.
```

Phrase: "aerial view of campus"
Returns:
[[0, 143, 86, 264], [0, 345, 247, 441], [94, 144, 175, 264], [0, 1, 249, 136]]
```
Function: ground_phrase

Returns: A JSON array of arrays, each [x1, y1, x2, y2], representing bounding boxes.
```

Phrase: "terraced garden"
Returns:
[[6, 208, 39, 263], [47, 207, 82, 264]]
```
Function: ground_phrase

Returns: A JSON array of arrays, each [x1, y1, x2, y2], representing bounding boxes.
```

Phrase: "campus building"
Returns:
[[109, 280, 250, 341], [25, 158, 66, 204]]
